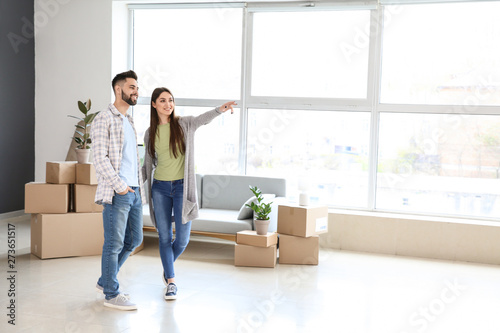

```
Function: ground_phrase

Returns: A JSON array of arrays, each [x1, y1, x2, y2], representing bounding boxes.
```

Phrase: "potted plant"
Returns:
[[245, 185, 273, 235], [68, 98, 99, 163]]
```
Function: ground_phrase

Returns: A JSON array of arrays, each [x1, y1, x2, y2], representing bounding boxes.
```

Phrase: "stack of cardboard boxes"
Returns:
[[277, 204, 328, 265], [25, 161, 104, 259], [234, 230, 278, 268], [234, 204, 329, 267]]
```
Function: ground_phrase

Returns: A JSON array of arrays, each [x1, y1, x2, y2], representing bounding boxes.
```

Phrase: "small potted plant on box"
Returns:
[[68, 98, 99, 163], [246, 185, 273, 235]]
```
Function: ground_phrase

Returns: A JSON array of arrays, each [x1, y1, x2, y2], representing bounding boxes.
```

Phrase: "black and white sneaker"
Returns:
[[164, 283, 177, 300]]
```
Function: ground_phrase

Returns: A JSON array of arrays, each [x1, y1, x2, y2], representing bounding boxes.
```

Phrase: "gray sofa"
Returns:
[[142, 174, 287, 241]]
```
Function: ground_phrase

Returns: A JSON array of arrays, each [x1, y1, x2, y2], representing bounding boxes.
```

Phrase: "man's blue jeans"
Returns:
[[152, 179, 191, 280], [98, 188, 143, 300]]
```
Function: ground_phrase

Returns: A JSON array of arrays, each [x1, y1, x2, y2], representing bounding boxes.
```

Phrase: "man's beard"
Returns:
[[122, 91, 137, 106]]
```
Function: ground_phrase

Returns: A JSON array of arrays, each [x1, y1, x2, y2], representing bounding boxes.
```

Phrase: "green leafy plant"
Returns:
[[68, 99, 99, 149], [245, 185, 273, 220]]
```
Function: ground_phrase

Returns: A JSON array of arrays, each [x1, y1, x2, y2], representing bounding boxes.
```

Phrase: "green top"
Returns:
[[153, 123, 185, 181]]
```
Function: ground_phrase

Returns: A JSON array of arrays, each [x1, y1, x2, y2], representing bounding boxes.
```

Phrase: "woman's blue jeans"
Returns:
[[152, 179, 191, 280], [98, 188, 143, 300]]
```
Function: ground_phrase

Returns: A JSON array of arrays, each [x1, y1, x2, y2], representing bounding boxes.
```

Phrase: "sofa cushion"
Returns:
[[237, 196, 256, 220], [193, 208, 253, 234], [143, 204, 154, 227], [144, 205, 254, 234], [202, 175, 286, 210]]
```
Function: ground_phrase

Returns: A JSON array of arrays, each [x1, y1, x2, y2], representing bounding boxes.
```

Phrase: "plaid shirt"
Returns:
[[91, 103, 146, 205]]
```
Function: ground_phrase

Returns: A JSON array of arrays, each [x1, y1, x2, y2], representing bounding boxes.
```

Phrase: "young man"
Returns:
[[91, 70, 145, 310]]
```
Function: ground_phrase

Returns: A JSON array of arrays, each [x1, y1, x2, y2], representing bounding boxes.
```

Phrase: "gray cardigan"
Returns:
[[142, 107, 222, 227]]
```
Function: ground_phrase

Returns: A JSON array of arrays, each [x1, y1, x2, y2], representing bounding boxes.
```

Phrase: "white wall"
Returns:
[[35, 0, 113, 181], [112, 1, 130, 75], [321, 210, 500, 265]]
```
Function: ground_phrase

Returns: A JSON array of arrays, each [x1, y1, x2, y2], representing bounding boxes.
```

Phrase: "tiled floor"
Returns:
[[1, 215, 500, 333]]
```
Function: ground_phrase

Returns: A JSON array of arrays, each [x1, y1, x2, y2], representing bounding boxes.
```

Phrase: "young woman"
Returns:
[[142, 87, 236, 300]]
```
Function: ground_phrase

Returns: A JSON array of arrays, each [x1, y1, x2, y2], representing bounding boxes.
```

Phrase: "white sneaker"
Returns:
[[95, 283, 130, 299], [104, 294, 137, 311]]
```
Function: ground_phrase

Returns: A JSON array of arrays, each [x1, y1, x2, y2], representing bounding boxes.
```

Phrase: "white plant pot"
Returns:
[[75, 148, 91, 164], [255, 219, 270, 235]]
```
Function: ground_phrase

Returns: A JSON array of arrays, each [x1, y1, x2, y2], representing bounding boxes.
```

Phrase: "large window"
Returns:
[[130, 1, 500, 220]]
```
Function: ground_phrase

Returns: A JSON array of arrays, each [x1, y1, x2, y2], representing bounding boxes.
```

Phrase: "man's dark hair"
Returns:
[[111, 70, 138, 90]]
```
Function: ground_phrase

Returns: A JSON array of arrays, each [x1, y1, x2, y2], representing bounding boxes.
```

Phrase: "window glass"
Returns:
[[377, 113, 500, 218], [133, 8, 242, 99], [133, 105, 150, 146], [179, 106, 240, 175], [381, 2, 500, 105], [247, 109, 370, 207], [251, 10, 370, 98]]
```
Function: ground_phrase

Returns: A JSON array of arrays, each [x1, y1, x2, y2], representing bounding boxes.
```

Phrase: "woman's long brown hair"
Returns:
[[147, 87, 185, 161]]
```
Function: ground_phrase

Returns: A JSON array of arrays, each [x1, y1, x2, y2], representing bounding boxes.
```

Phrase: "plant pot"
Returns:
[[75, 148, 91, 164], [255, 219, 270, 235]]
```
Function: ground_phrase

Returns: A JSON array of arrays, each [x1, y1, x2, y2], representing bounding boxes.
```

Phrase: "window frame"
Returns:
[[128, 0, 500, 221]]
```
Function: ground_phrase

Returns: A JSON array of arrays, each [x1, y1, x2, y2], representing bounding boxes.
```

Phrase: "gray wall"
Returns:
[[0, 0, 35, 214]]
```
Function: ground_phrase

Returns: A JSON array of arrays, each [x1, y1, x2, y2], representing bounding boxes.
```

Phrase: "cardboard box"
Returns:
[[277, 204, 328, 237], [76, 163, 97, 185], [236, 230, 278, 248], [234, 244, 277, 268], [46, 161, 77, 184], [31, 213, 104, 259], [74, 184, 103, 213], [25, 183, 70, 214], [279, 234, 319, 265]]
